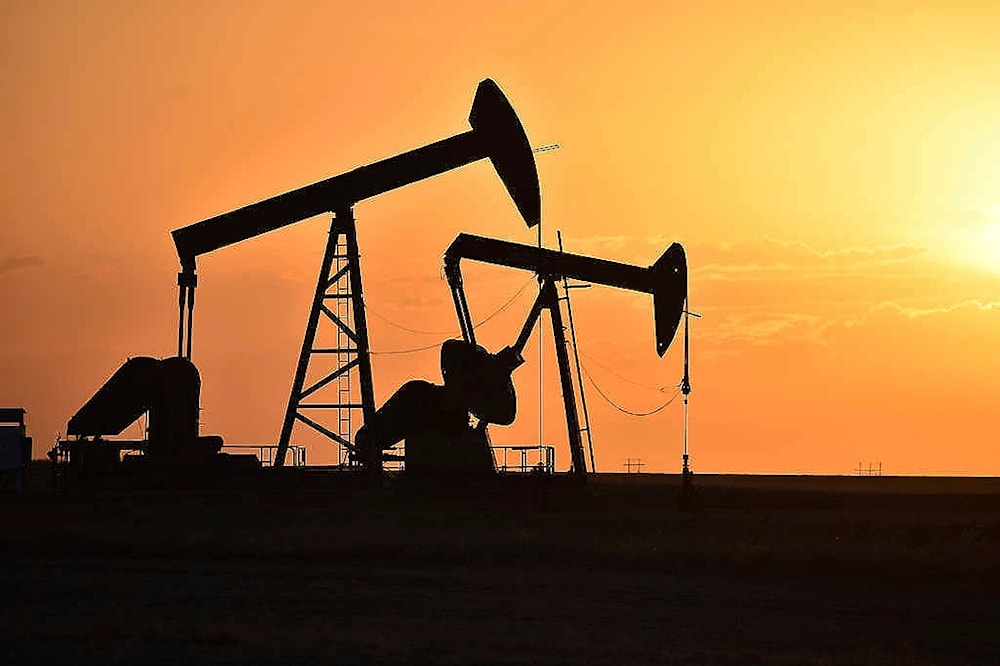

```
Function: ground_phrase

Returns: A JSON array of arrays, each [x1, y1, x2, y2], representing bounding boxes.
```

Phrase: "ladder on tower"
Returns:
[[333, 233, 355, 466]]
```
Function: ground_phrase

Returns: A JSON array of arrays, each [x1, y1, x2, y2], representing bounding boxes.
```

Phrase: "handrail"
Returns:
[[222, 445, 307, 468], [491, 444, 555, 474]]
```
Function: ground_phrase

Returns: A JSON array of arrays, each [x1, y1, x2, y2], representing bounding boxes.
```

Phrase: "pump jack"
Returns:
[[354, 233, 687, 481], [169, 79, 541, 469]]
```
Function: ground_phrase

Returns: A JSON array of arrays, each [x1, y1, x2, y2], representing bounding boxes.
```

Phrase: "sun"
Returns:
[[945, 205, 1000, 274]]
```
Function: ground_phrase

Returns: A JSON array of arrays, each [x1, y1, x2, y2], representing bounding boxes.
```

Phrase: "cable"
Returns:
[[370, 340, 443, 356], [580, 360, 680, 417], [367, 277, 534, 336], [367, 308, 453, 335], [471, 278, 534, 329], [577, 348, 678, 393], [368, 278, 535, 355]]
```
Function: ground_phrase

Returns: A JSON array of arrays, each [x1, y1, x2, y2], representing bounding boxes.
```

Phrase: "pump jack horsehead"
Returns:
[[354, 234, 688, 482], [170, 79, 542, 469]]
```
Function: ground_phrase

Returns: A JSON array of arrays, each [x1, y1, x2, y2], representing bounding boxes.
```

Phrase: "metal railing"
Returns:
[[223, 445, 307, 468], [491, 445, 555, 474]]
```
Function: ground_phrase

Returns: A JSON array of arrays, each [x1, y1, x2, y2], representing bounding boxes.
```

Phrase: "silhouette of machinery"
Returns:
[[55, 356, 257, 481], [56, 79, 685, 485], [0, 408, 32, 494], [169, 79, 541, 470], [354, 234, 687, 481]]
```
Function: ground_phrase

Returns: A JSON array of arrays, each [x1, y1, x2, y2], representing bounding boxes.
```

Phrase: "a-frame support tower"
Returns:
[[275, 207, 377, 467]]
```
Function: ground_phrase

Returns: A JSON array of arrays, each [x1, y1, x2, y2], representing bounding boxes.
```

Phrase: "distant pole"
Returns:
[[531, 143, 558, 457], [625, 458, 644, 474], [680, 299, 701, 502], [537, 219, 543, 457], [682, 307, 691, 487], [532, 143, 557, 457]]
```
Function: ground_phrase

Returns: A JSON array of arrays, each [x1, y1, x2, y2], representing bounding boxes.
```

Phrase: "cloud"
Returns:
[[690, 238, 928, 282], [700, 299, 1000, 350], [0, 255, 44, 276], [699, 312, 827, 346], [844, 299, 1000, 327]]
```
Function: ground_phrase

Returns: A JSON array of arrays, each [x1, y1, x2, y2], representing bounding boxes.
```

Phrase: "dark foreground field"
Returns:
[[1, 472, 997, 665]]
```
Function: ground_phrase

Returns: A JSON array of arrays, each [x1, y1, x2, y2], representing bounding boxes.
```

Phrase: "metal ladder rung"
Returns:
[[333, 233, 355, 465], [299, 403, 364, 409]]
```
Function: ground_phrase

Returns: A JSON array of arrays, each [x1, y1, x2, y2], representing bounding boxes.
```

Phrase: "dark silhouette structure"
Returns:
[[354, 234, 687, 480], [354, 341, 501, 479], [169, 79, 541, 470], [678, 302, 701, 507], [0, 408, 31, 494], [56, 357, 251, 480], [53, 79, 694, 487]]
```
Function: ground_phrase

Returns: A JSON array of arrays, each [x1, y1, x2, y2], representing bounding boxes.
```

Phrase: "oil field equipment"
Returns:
[[169, 79, 541, 470], [679, 303, 701, 494], [0, 408, 32, 494], [53, 357, 258, 485], [353, 234, 687, 481]]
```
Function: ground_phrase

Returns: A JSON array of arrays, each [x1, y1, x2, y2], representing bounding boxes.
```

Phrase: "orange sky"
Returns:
[[3, 1, 1000, 474]]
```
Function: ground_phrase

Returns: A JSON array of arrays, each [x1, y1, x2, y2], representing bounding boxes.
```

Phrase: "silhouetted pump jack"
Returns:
[[60, 357, 255, 477], [354, 234, 687, 481], [169, 79, 542, 469]]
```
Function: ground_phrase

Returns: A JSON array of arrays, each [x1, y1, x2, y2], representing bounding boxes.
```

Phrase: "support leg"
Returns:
[[177, 276, 186, 358], [544, 280, 587, 482], [177, 271, 197, 359], [185, 285, 195, 360], [276, 215, 343, 467]]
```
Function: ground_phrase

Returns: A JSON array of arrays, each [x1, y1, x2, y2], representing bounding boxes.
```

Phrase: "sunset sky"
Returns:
[[3, 1, 999, 474]]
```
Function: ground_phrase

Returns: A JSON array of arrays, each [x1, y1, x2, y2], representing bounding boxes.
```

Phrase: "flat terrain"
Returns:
[[1, 472, 997, 665]]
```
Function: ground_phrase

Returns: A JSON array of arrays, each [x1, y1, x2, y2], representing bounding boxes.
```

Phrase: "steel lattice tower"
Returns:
[[276, 208, 377, 467]]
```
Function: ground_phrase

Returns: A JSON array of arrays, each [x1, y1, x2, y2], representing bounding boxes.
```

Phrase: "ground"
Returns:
[[1, 472, 997, 665]]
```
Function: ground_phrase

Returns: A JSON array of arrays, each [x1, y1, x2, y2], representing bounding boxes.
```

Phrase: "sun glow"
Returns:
[[946, 205, 1000, 274]]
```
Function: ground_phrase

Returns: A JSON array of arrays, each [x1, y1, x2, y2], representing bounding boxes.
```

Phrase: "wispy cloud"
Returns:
[[844, 299, 1000, 327], [691, 238, 928, 282], [700, 299, 1000, 349], [699, 312, 827, 346], [0, 255, 44, 276]]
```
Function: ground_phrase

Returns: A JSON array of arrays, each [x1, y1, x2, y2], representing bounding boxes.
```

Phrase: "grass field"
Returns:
[[1, 470, 997, 665]]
